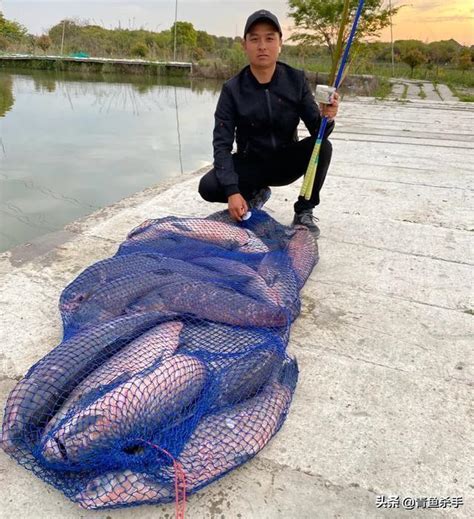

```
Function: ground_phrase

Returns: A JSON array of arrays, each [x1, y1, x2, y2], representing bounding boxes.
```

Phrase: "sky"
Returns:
[[2, 0, 473, 45]]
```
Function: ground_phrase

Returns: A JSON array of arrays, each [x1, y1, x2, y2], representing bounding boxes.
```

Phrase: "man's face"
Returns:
[[242, 22, 282, 69]]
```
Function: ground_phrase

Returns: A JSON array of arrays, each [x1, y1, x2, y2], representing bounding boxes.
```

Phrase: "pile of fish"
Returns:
[[0, 210, 318, 510]]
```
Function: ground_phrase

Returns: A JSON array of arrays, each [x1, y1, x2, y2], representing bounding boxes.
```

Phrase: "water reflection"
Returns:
[[0, 74, 14, 117], [0, 69, 222, 252], [34, 77, 57, 93]]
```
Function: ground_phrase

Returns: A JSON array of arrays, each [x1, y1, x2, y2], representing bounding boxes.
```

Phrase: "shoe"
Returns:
[[247, 187, 272, 210], [292, 210, 320, 237]]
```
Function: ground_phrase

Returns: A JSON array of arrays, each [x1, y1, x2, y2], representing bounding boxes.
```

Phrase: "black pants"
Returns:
[[199, 136, 332, 213]]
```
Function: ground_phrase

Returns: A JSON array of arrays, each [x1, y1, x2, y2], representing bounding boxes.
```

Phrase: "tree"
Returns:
[[288, 0, 400, 75], [37, 35, 52, 53], [197, 30, 215, 52], [401, 48, 426, 77], [131, 41, 148, 58], [458, 49, 472, 74], [0, 12, 27, 42], [427, 39, 460, 76], [0, 34, 8, 50], [170, 21, 197, 57]]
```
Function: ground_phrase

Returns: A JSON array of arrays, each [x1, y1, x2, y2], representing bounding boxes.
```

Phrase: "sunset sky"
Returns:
[[3, 1, 474, 45]]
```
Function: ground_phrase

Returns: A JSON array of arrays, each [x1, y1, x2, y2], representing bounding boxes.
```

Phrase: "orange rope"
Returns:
[[139, 440, 187, 519]]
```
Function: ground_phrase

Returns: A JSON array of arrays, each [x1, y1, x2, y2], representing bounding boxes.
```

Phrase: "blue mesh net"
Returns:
[[1, 209, 318, 510]]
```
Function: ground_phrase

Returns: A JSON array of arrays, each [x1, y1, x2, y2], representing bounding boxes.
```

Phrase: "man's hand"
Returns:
[[320, 92, 340, 121], [228, 193, 248, 222]]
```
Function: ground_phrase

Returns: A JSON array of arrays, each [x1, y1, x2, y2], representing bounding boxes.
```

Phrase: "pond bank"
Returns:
[[0, 54, 381, 95]]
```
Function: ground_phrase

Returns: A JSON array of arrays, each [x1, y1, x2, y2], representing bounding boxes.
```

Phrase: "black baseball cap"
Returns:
[[244, 10, 282, 38]]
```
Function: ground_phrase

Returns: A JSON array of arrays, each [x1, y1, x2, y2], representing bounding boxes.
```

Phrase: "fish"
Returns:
[[0, 313, 165, 454], [178, 320, 281, 356], [126, 217, 269, 254], [75, 358, 298, 509], [209, 347, 283, 409], [191, 256, 283, 306], [63, 269, 183, 331], [178, 320, 284, 408], [63, 257, 255, 332], [206, 209, 297, 251], [173, 357, 298, 490], [286, 227, 318, 288], [59, 253, 167, 318], [129, 276, 289, 328], [76, 469, 173, 509], [43, 321, 183, 436], [42, 354, 207, 465]]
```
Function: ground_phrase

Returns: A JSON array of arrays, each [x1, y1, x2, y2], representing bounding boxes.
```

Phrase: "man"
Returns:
[[198, 9, 339, 236]]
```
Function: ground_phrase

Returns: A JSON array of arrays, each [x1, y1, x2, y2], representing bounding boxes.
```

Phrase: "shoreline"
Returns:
[[0, 54, 380, 94]]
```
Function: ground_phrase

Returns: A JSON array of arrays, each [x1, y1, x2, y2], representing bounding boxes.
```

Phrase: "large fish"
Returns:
[[59, 253, 167, 317], [64, 260, 253, 332], [42, 354, 207, 465], [206, 209, 296, 251], [0, 313, 165, 454], [129, 276, 289, 328], [75, 358, 298, 509], [43, 321, 183, 436], [64, 269, 182, 331], [178, 320, 281, 356], [178, 321, 284, 409], [209, 347, 283, 410], [126, 217, 269, 254], [76, 469, 173, 509], [191, 256, 284, 307]]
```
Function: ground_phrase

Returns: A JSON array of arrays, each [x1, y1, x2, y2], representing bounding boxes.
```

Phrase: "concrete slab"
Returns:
[[421, 83, 443, 101], [292, 281, 473, 383], [390, 83, 405, 99], [406, 84, 420, 99], [437, 84, 458, 102], [1, 97, 473, 518]]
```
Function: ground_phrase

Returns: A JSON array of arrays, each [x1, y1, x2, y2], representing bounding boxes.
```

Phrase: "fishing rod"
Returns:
[[300, 0, 366, 200]]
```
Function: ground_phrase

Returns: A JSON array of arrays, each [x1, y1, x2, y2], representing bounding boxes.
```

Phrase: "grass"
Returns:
[[448, 84, 474, 102], [432, 82, 442, 100], [373, 77, 392, 99]]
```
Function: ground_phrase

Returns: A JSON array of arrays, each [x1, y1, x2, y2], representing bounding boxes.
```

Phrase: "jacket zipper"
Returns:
[[265, 89, 277, 150]]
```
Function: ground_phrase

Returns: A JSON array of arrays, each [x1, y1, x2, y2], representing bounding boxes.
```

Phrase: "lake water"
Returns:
[[0, 70, 223, 252]]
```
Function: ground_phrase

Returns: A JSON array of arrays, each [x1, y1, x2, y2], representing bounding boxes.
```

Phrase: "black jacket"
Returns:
[[213, 61, 335, 197]]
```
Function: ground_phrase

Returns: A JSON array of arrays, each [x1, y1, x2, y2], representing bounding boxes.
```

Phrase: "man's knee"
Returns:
[[198, 169, 225, 203], [320, 139, 333, 164], [198, 174, 211, 201]]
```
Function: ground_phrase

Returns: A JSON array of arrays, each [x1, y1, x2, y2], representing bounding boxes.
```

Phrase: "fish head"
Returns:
[[60, 289, 93, 315], [42, 413, 105, 464], [67, 301, 110, 328]]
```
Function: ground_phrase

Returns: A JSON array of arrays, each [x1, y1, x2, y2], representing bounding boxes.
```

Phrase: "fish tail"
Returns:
[[277, 357, 299, 392]]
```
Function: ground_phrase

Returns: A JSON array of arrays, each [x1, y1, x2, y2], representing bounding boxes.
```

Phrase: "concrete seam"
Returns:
[[319, 236, 474, 267], [313, 279, 470, 314], [330, 174, 474, 192]]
